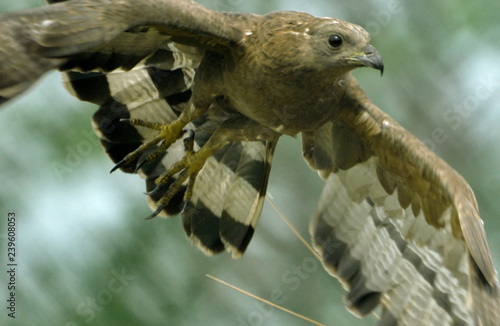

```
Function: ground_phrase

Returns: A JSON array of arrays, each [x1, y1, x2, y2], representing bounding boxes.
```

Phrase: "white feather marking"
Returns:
[[384, 191, 404, 219], [222, 176, 259, 226], [273, 124, 286, 132], [241, 142, 266, 161], [167, 43, 203, 70], [192, 157, 234, 216], [106, 69, 159, 109], [181, 67, 196, 88], [342, 162, 378, 202], [40, 20, 55, 28]]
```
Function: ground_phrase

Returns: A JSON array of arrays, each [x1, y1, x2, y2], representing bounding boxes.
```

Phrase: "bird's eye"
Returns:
[[328, 34, 343, 48]]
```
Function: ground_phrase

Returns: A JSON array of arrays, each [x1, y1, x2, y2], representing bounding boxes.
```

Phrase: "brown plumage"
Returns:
[[0, 0, 498, 324]]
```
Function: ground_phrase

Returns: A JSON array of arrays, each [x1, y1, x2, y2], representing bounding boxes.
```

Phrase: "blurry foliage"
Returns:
[[1, 0, 499, 325]]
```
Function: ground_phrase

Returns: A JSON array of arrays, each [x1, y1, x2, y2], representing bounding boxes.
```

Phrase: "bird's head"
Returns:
[[256, 12, 383, 78], [303, 17, 384, 76]]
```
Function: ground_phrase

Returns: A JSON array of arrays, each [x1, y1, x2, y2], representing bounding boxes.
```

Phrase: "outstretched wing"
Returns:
[[0, 0, 271, 257], [304, 75, 500, 325], [0, 0, 247, 103]]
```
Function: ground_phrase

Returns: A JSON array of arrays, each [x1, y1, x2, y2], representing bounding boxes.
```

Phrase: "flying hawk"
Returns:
[[0, 0, 498, 325]]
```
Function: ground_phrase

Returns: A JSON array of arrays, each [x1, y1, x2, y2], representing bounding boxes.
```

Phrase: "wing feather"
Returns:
[[185, 140, 276, 256], [219, 140, 277, 257], [306, 74, 499, 325], [0, 0, 250, 102], [61, 36, 273, 256]]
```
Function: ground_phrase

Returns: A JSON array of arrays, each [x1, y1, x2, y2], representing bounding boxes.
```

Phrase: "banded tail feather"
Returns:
[[184, 140, 277, 257]]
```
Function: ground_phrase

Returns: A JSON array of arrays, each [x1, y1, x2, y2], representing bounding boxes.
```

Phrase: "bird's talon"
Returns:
[[110, 159, 127, 173], [145, 184, 164, 196], [135, 158, 149, 172], [145, 205, 165, 220]]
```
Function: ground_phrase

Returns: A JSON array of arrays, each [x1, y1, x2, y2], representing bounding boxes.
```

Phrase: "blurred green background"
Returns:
[[0, 0, 499, 325]]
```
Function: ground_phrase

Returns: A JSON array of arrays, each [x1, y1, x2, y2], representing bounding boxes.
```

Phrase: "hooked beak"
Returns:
[[350, 44, 384, 75]]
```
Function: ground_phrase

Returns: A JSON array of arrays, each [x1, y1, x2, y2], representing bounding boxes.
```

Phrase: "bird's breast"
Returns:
[[223, 65, 345, 135]]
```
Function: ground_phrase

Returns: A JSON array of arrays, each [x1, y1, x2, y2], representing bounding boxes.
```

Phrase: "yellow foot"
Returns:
[[145, 131, 211, 219], [110, 118, 187, 173]]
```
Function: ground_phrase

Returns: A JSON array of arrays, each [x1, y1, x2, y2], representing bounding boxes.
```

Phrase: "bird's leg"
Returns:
[[146, 116, 280, 219], [110, 102, 207, 173]]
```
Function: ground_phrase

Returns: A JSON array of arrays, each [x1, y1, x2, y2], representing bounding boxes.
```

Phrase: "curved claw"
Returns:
[[135, 158, 149, 173], [146, 205, 165, 220], [145, 184, 164, 196], [110, 159, 127, 173]]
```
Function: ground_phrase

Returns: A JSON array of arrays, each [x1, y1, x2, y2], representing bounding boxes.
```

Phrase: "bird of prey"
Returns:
[[0, 0, 498, 325]]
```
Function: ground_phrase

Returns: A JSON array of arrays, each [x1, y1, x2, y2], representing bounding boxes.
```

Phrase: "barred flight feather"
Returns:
[[64, 37, 276, 257], [311, 157, 473, 325], [62, 38, 273, 257]]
